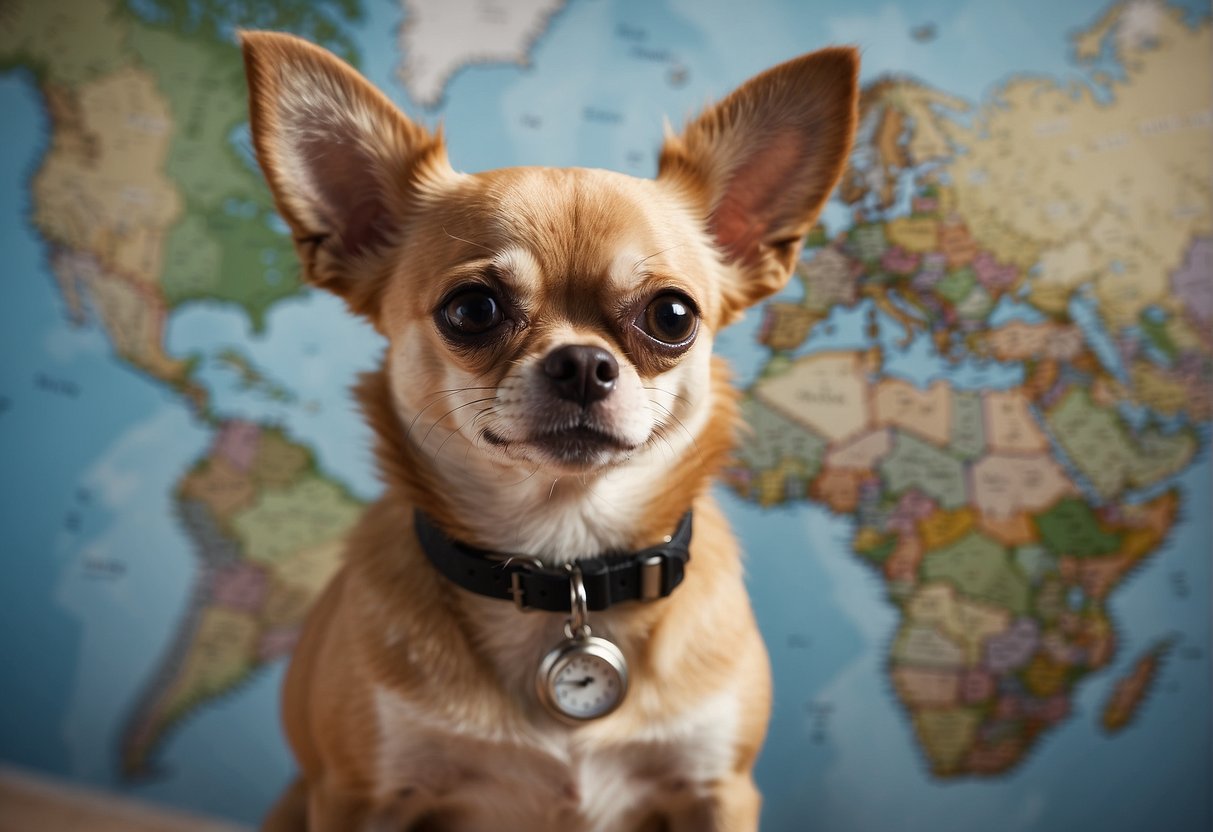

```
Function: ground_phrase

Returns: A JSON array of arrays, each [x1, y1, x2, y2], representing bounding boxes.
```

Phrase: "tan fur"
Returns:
[[242, 30, 857, 832]]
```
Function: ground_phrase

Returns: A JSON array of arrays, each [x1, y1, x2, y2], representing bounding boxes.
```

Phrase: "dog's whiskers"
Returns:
[[406, 387, 496, 444], [459, 407, 500, 463], [499, 463, 541, 489], [434, 405, 496, 459], [420, 397, 497, 450], [645, 422, 679, 464], [442, 227, 494, 254], [647, 400, 705, 468], [630, 243, 686, 276], [644, 384, 691, 406]]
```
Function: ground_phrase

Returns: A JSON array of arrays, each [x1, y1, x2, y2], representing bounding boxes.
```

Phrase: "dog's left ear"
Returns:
[[659, 47, 859, 324], [241, 30, 452, 317]]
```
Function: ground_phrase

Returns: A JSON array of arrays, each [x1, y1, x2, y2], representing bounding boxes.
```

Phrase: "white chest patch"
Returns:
[[371, 682, 741, 831]]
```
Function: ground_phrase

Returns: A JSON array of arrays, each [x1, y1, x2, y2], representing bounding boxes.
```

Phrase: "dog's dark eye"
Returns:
[[638, 293, 697, 346], [443, 290, 503, 336]]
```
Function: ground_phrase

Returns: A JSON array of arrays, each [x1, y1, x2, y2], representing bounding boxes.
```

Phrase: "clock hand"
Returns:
[[557, 676, 595, 687]]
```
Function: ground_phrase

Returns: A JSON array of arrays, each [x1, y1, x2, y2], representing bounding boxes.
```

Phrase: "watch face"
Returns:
[[540, 638, 628, 721]]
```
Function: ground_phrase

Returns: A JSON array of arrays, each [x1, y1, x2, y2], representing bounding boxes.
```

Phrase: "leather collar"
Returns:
[[414, 511, 693, 613]]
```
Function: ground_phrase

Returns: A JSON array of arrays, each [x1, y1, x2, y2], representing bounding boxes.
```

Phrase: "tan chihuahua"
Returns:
[[241, 31, 857, 832]]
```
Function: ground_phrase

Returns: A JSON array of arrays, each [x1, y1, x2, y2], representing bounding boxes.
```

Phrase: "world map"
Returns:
[[0, 1, 1209, 829]]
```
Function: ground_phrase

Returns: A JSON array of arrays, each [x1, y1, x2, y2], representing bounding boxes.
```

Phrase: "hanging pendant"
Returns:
[[537, 624, 628, 722], [535, 564, 628, 722]]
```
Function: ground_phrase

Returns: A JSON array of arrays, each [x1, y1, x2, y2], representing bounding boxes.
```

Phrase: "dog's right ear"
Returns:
[[659, 47, 858, 326], [241, 31, 451, 316]]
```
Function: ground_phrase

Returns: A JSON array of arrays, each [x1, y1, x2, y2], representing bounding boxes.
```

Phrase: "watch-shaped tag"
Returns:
[[535, 565, 628, 722]]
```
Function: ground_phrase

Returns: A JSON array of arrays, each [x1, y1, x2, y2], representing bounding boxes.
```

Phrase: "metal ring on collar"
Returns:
[[566, 563, 589, 635]]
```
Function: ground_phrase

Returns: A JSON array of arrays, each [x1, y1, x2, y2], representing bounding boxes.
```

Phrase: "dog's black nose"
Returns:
[[543, 345, 619, 406]]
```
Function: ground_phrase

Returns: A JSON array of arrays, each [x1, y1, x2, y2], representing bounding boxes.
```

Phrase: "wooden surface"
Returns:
[[0, 766, 252, 832]]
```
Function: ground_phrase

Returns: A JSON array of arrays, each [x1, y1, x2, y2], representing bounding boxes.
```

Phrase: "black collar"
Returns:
[[414, 511, 693, 613]]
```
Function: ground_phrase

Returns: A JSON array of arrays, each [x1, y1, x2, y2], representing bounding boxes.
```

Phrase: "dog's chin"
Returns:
[[482, 425, 639, 473]]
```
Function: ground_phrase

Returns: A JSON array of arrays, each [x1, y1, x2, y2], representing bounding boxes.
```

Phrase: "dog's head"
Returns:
[[242, 33, 857, 484]]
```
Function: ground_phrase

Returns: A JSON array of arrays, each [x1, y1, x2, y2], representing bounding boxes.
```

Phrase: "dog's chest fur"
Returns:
[[368, 493, 742, 829], [371, 676, 741, 830]]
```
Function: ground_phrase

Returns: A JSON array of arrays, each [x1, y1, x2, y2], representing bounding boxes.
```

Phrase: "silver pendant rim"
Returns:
[[536, 634, 629, 723]]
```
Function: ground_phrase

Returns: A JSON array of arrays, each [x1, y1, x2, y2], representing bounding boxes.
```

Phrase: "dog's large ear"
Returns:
[[659, 47, 859, 323], [241, 31, 451, 316]]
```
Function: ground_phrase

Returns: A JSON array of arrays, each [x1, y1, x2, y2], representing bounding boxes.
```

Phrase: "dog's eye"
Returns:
[[443, 290, 503, 336], [638, 293, 697, 346]]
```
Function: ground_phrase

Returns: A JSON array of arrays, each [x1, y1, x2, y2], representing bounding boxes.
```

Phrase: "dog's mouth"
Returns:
[[483, 424, 634, 466]]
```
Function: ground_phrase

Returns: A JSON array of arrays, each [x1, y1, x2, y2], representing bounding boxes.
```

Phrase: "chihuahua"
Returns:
[[241, 30, 857, 832]]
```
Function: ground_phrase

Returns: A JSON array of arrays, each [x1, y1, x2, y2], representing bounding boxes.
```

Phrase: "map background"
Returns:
[[1, 0, 1210, 829]]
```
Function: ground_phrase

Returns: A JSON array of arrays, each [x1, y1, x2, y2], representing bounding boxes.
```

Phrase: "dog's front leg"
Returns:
[[306, 781, 448, 832], [303, 784, 380, 832], [261, 777, 308, 832], [665, 773, 762, 832]]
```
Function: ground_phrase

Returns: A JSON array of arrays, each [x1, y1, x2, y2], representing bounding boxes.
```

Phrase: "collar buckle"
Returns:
[[507, 557, 543, 612]]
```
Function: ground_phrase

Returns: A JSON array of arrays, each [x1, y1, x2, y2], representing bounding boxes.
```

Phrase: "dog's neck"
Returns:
[[355, 362, 738, 564]]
